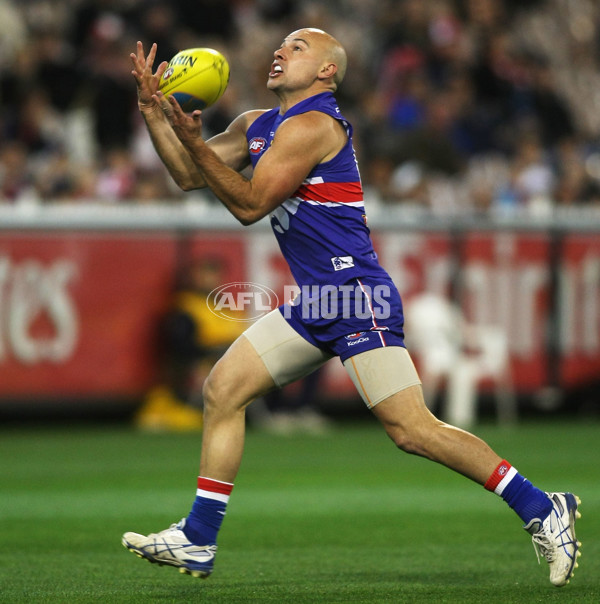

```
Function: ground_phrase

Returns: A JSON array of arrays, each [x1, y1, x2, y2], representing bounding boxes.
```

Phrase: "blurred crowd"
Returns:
[[2, 0, 600, 215]]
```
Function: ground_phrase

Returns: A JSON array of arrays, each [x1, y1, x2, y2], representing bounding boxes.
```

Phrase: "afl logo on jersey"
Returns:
[[249, 137, 267, 154]]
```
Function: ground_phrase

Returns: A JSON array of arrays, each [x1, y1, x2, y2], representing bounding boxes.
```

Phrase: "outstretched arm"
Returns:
[[131, 41, 253, 192], [130, 42, 206, 190]]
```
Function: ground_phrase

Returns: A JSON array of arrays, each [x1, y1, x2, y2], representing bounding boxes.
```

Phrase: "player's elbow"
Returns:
[[173, 170, 206, 192], [234, 205, 270, 226], [177, 176, 200, 192], [235, 211, 260, 226], [179, 181, 196, 192]]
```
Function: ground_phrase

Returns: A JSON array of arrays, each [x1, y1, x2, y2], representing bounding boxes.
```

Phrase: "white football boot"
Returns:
[[122, 518, 216, 578], [524, 492, 581, 586]]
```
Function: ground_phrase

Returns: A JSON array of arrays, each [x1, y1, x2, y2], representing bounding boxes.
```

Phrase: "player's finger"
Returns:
[[146, 43, 157, 68], [135, 41, 146, 66], [155, 61, 168, 79], [131, 48, 144, 72], [167, 95, 186, 118], [152, 92, 171, 115]]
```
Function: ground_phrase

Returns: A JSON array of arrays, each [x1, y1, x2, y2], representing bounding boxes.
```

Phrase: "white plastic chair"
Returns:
[[405, 292, 517, 427]]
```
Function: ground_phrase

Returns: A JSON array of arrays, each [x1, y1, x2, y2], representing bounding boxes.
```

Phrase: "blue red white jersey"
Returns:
[[246, 92, 389, 288], [245, 92, 405, 360]]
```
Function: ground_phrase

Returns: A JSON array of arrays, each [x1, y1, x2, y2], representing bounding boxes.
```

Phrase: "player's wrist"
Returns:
[[139, 102, 159, 116]]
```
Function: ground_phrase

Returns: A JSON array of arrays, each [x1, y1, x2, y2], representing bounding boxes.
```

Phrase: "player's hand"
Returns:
[[130, 41, 167, 114], [162, 94, 204, 146]]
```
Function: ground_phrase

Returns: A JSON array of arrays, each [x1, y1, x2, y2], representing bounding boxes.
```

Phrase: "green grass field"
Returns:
[[1, 418, 598, 603]]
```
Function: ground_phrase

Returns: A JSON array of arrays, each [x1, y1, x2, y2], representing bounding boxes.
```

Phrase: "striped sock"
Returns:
[[484, 460, 552, 524], [183, 476, 233, 545]]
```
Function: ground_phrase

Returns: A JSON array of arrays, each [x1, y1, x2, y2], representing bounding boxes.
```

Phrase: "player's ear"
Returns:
[[319, 62, 338, 81]]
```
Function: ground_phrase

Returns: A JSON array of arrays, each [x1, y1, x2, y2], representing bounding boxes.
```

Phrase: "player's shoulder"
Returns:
[[228, 109, 273, 134], [279, 110, 345, 147], [284, 109, 336, 128]]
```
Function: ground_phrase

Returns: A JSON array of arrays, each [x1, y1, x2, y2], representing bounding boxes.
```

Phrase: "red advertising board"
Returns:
[[457, 231, 553, 391], [0, 228, 597, 404], [0, 233, 177, 399], [559, 234, 600, 388], [375, 231, 455, 300]]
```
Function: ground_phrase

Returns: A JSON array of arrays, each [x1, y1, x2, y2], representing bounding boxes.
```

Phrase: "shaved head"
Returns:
[[287, 28, 347, 90]]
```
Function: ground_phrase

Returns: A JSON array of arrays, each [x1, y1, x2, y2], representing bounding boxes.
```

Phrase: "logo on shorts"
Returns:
[[345, 332, 370, 347], [331, 256, 354, 271], [207, 282, 279, 322], [345, 332, 366, 340], [346, 336, 370, 347]]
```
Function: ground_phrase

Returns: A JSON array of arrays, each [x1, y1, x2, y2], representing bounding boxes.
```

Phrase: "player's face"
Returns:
[[267, 29, 330, 92]]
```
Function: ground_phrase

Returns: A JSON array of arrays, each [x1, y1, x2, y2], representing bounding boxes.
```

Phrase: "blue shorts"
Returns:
[[279, 276, 406, 363]]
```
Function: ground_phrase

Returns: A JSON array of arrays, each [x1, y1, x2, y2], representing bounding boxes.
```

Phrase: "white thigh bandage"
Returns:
[[243, 309, 333, 388], [343, 347, 422, 408]]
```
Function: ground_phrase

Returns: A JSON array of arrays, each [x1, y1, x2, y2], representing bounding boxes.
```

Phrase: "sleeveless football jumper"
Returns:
[[246, 92, 405, 362]]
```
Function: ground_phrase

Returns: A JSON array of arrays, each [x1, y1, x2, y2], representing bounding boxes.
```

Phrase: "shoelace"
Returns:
[[531, 531, 555, 564], [148, 521, 184, 539]]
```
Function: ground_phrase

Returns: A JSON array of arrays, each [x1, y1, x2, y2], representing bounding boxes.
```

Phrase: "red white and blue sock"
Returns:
[[183, 476, 233, 545], [484, 460, 552, 524]]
